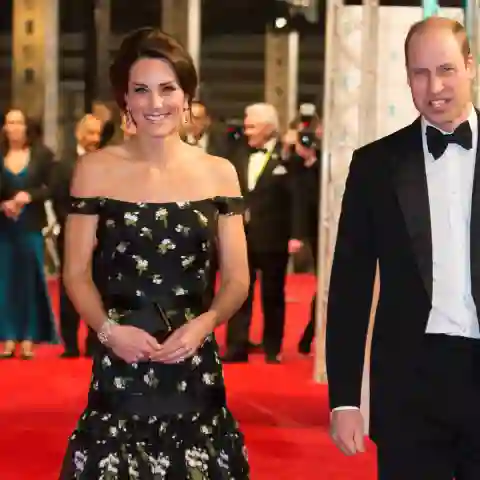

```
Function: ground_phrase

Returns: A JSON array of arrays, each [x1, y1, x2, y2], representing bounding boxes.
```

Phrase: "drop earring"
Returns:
[[125, 109, 132, 127]]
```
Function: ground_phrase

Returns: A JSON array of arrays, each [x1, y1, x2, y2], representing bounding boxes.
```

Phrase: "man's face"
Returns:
[[407, 28, 473, 131], [243, 110, 275, 148], [76, 117, 102, 152], [186, 103, 210, 138]]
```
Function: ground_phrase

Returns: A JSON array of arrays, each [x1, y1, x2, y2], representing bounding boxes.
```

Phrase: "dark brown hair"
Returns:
[[0, 109, 40, 155], [404, 17, 470, 66], [109, 27, 198, 112]]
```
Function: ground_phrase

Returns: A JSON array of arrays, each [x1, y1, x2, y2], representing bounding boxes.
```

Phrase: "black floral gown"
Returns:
[[60, 196, 249, 480]]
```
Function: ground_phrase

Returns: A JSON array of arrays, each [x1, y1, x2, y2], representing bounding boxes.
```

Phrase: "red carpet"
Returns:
[[0, 274, 376, 479]]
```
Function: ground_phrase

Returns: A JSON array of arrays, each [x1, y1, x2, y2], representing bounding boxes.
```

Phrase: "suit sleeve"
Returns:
[[50, 160, 72, 226], [25, 146, 55, 203], [287, 153, 317, 240], [326, 149, 377, 409]]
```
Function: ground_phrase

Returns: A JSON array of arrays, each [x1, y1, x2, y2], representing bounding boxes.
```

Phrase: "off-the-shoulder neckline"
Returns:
[[71, 195, 243, 208]]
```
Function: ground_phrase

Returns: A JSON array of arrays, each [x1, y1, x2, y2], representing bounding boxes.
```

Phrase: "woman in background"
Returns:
[[0, 108, 57, 359]]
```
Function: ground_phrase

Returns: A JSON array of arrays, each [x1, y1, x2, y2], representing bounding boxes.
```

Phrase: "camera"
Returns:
[[297, 103, 317, 149], [225, 119, 243, 142]]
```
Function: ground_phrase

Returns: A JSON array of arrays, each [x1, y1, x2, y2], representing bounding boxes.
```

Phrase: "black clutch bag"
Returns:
[[118, 302, 182, 343], [107, 291, 204, 343]]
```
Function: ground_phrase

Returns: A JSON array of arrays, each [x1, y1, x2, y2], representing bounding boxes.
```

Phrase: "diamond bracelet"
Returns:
[[97, 318, 117, 345]]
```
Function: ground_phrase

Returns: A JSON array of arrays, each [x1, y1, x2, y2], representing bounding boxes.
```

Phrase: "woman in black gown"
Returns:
[[60, 27, 250, 479]]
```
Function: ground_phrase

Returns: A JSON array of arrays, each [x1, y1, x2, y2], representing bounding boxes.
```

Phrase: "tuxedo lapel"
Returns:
[[250, 141, 281, 192], [392, 118, 432, 300], [470, 109, 480, 306], [230, 143, 250, 196]]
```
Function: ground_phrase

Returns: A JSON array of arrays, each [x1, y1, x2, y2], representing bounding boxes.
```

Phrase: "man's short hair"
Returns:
[[404, 17, 470, 66], [245, 103, 279, 132]]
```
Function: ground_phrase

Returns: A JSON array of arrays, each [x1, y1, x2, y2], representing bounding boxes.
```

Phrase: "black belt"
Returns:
[[105, 291, 206, 312], [104, 292, 206, 342], [89, 387, 226, 417]]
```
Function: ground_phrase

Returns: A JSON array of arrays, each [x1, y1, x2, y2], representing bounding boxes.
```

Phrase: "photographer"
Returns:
[[283, 108, 322, 354]]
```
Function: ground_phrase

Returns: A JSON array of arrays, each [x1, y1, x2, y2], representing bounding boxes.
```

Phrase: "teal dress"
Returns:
[[0, 167, 57, 343]]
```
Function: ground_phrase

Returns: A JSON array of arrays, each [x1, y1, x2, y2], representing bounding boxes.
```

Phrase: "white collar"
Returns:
[[421, 104, 477, 136]]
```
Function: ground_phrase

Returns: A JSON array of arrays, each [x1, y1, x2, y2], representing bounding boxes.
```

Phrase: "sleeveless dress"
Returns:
[[60, 196, 249, 479]]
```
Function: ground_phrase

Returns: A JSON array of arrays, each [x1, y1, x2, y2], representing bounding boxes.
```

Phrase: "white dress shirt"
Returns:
[[423, 107, 479, 339], [334, 107, 479, 413], [247, 138, 276, 191], [77, 145, 86, 157], [186, 133, 209, 151]]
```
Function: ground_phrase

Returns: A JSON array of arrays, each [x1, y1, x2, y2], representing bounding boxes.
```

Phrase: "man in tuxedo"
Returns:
[[51, 114, 102, 358], [327, 18, 480, 479], [223, 103, 303, 363], [182, 101, 226, 156], [182, 101, 227, 305]]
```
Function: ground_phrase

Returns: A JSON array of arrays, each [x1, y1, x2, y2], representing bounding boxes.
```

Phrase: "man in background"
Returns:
[[92, 101, 116, 147], [282, 116, 322, 354], [182, 101, 227, 305], [223, 103, 304, 363], [182, 100, 226, 156], [51, 114, 102, 358]]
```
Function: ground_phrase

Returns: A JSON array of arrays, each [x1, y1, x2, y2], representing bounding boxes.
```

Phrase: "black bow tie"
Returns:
[[426, 121, 473, 160], [250, 147, 267, 154]]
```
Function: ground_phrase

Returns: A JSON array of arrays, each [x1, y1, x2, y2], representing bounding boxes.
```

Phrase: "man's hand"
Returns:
[[282, 129, 297, 155], [288, 239, 304, 254], [330, 409, 366, 456], [244, 209, 250, 224], [295, 143, 317, 167]]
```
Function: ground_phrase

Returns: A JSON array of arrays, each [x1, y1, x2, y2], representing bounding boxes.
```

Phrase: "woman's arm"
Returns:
[[64, 152, 159, 362], [22, 146, 55, 203], [151, 156, 249, 364], [206, 157, 249, 329], [63, 154, 110, 332], [0, 160, 18, 202]]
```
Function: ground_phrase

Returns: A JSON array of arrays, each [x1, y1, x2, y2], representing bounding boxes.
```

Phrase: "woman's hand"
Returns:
[[13, 191, 31, 206], [150, 313, 216, 364], [108, 325, 160, 363], [1, 200, 21, 219]]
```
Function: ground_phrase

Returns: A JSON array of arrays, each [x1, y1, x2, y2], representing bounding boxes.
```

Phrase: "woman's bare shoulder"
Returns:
[[71, 145, 129, 197], [202, 153, 240, 196]]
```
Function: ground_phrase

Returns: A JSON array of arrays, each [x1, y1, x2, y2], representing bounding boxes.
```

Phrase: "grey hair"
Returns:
[[245, 103, 279, 132]]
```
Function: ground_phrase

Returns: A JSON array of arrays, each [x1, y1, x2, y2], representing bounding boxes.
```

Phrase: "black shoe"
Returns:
[[60, 350, 80, 359], [298, 339, 311, 355], [221, 352, 249, 363], [247, 341, 263, 352], [266, 353, 281, 364]]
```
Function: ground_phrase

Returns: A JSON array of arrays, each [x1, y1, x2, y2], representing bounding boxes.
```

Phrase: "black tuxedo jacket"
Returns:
[[181, 125, 228, 158], [326, 111, 480, 442], [51, 152, 77, 229], [285, 149, 321, 242], [0, 143, 55, 231], [228, 139, 302, 253]]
